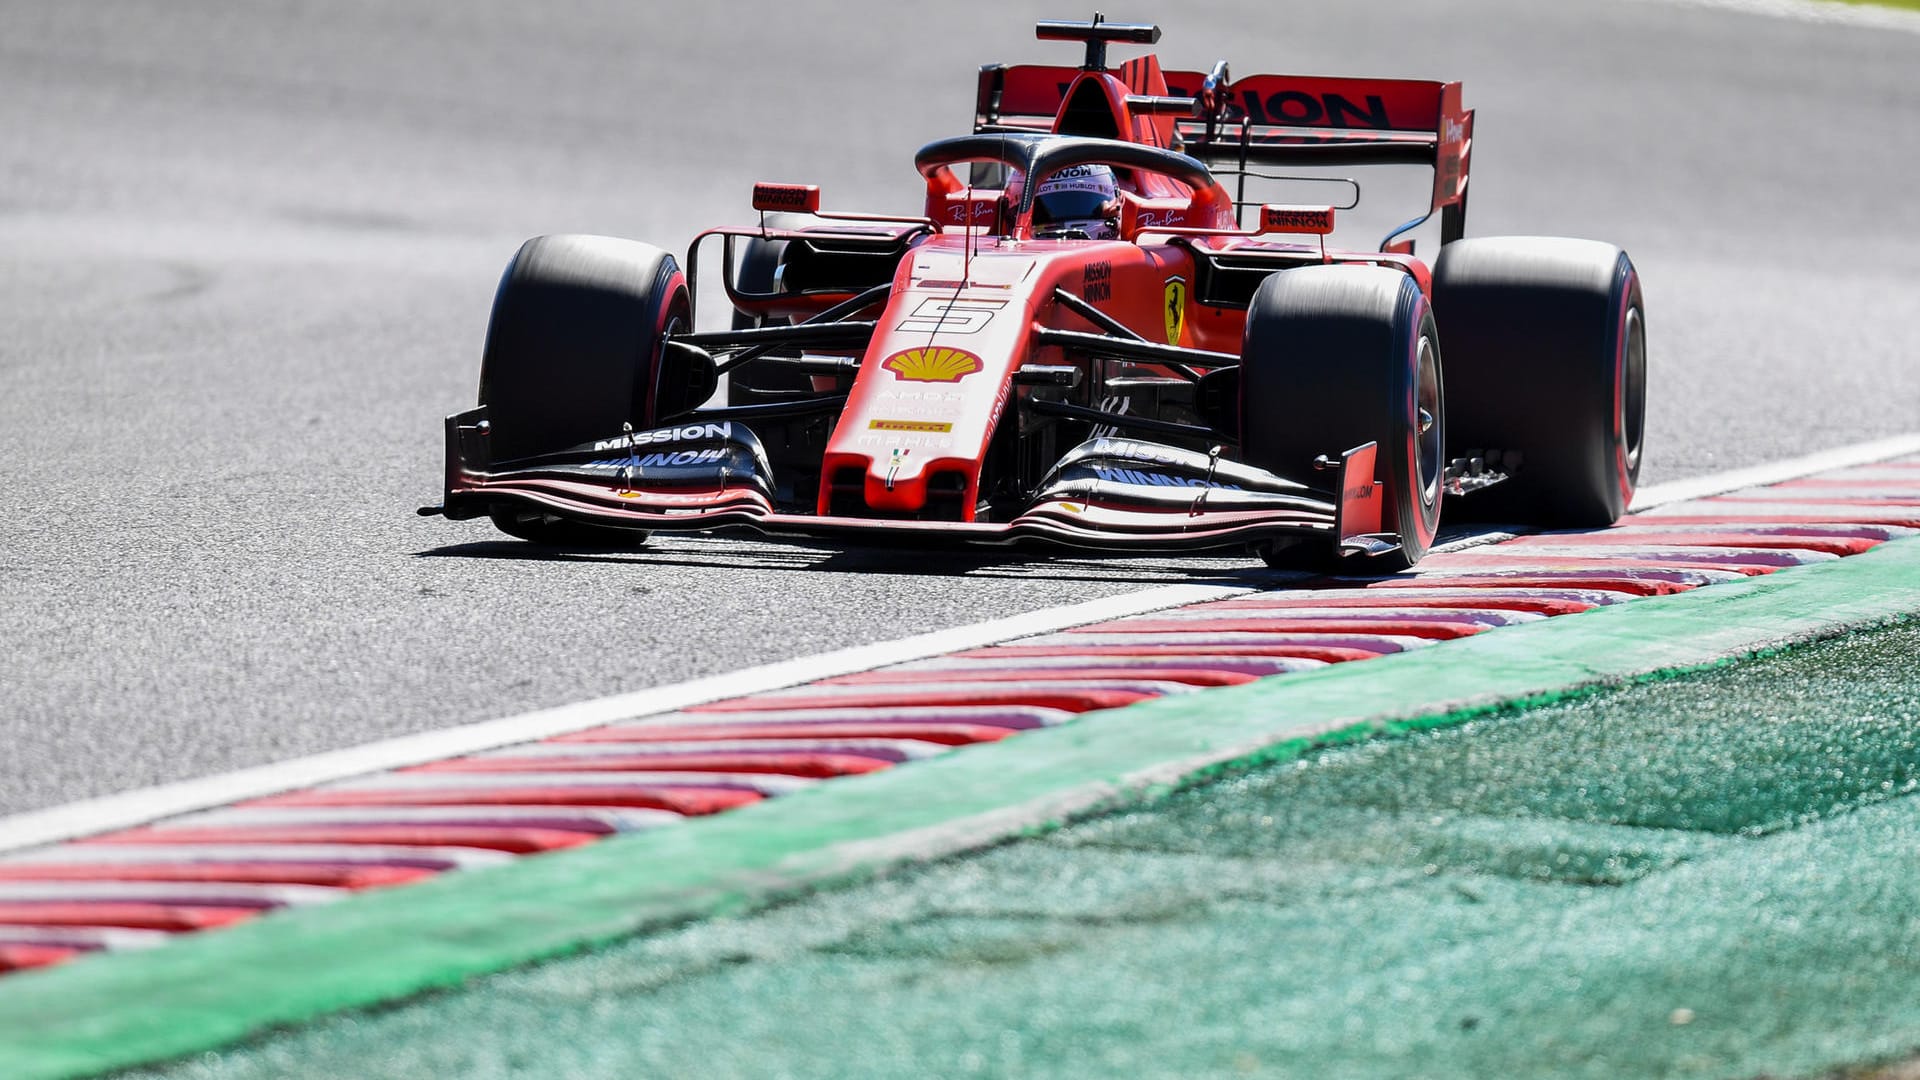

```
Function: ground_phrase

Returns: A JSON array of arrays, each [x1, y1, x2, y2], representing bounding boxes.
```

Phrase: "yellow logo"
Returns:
[[1164, 278, 1187, 345], [868, 419, 953, 433], [882, 346, 982, 383]]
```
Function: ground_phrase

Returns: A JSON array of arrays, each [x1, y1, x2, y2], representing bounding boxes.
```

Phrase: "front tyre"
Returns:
[[1240, 265, 1444, 573], [476, 233, 690, 546]]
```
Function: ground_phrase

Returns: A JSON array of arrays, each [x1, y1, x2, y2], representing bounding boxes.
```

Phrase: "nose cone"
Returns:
[[832, 347, 986, 515], [819, 242, 1040, 519]]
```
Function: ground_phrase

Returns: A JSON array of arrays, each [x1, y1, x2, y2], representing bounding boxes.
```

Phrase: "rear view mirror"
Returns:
[[1259, 205, 1335, 236], [752, 183, 821, 214]]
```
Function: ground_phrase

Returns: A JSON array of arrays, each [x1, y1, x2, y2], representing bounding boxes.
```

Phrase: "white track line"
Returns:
[[3, 433, 1914, 855], [1631, 434, 1920, 510], [0, 583, 1250, 854]]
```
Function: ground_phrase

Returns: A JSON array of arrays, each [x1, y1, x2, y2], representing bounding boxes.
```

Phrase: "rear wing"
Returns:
[[973, 63, 1474, 243]]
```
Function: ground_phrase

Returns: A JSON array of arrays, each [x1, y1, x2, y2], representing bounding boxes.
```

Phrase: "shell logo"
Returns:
[[882, 346, 982, 383]]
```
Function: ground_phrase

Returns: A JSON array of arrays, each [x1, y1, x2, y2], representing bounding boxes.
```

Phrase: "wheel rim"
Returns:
[[1415, 332, 1442, 506], [644, 294, 692, 424], [1620, 306, 1647, 476]]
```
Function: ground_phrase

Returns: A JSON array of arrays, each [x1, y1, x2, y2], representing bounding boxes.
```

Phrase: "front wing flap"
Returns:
[[436, 409, 1402, 555]]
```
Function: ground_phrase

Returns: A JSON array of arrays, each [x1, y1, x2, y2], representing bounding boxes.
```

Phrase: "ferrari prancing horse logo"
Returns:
[[1164, 277, 1187, 345]]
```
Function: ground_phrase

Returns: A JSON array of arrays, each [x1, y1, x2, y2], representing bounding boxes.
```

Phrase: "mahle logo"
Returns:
[[882, 346, 982, 383]]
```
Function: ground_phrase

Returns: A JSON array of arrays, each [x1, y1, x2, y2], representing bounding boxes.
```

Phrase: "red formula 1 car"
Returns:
[[425, 14, 1647, 572]]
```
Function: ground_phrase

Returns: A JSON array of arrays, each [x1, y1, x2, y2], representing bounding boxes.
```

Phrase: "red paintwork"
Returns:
[[984, 63, 1471, 203], [820, 234, 1221, 516], [820, 55, 1471, 522], [816, 56, 1442, 521], [451, 34, 1481, 550]]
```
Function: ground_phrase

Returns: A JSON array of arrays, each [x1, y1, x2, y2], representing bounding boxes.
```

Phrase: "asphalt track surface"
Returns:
[[2, 0, 1917, 815]]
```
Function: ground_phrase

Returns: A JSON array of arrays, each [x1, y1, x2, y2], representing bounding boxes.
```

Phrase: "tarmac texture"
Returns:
[[4, 2, 1918, 820]]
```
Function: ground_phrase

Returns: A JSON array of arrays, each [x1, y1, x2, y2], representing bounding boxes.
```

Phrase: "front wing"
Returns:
[[429, 408, 1391, 557]]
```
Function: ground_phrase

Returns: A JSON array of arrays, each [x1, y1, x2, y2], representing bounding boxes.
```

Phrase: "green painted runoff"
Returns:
[[126, 620, 1920, 1080]]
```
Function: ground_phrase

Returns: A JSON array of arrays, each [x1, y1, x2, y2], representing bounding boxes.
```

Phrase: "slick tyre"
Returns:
[[728, 213, 813, 399], [1240, 265, 1444, 574], [477, 233, 690, 546], [1431, 237, 1647, 526]]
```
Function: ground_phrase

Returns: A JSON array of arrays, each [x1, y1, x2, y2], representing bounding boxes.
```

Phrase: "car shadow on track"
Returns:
[[412, 535, 1295, 587], [409, 521, 1509, 586]]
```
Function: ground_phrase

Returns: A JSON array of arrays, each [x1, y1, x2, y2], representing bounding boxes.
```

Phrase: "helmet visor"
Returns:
[[1033, 190, 1113, 226]]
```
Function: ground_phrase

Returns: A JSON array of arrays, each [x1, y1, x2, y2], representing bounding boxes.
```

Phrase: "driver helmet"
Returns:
[[1033, 164, 1120, 240]]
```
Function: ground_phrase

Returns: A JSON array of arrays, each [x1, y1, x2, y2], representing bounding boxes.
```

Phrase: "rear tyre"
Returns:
[[1240, 266, 1444, 574], [477, 233, 691, 546], [728, 213, 813, 399], [1432, 237, 1646, 526]]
